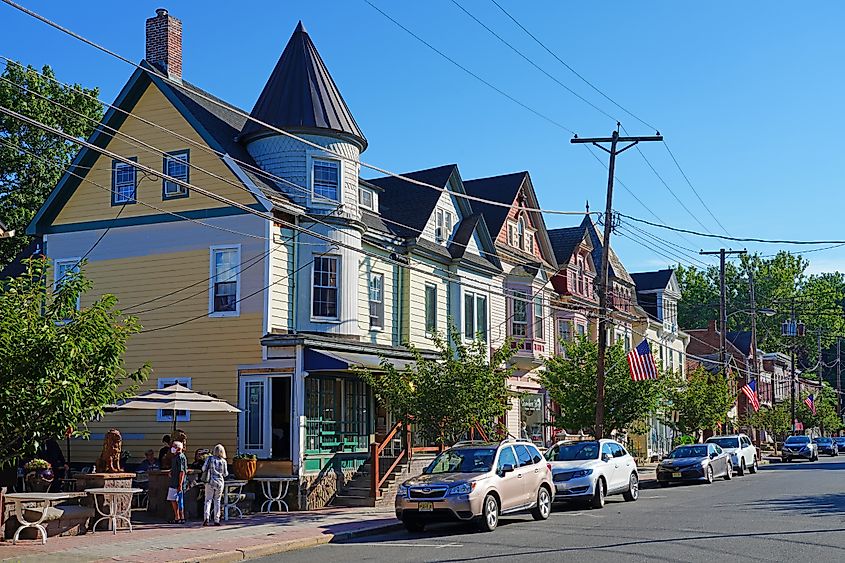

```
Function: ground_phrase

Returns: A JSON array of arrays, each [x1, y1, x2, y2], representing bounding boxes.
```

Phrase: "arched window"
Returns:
[[517, 217, 525, 250]]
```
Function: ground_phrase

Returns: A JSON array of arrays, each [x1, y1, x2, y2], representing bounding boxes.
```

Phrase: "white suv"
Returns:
[[706, 434, 758, 476], [545, 439, 639, 509]]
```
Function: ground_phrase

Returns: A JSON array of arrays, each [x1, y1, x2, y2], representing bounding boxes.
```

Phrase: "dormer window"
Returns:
[[517, 217, 525, 249], [312, 158, 340, 201], [435, 208, 454, 244], [359, 186, 376, 211]]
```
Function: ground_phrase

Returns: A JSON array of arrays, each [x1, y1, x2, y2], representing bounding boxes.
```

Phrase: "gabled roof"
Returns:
[[367, 164, 456, 238], [631, 269, 674, 292], [582, 215, 634, 285], [547, 225, 588, 266], [726, 331, 754, 356], [28, 63, 292, 235], [239, 22, 366, 150], [462, 172, 526, 238]]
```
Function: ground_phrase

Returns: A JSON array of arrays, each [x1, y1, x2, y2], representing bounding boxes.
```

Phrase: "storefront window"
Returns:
[[305, 376, 371, 454], [521, 393, 545, 446]]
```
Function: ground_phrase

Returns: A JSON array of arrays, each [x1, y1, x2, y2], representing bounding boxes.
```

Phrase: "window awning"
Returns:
[[304, 348, 414, 373]]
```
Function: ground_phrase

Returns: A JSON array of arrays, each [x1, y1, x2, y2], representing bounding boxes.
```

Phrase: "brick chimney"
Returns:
[[145, 8, 182, 80]]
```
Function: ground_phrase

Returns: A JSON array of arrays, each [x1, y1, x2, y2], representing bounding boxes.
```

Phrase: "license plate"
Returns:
[[672, 472, 682, 478], [418, 502, 433, 512]]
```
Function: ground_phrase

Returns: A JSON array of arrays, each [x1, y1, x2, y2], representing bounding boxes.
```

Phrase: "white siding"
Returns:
[[358, 247, 397, 347], [268, 226, 295, 332]]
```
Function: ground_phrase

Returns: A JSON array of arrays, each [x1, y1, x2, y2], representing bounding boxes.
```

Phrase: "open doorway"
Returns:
[[271, 377, 291, 460]]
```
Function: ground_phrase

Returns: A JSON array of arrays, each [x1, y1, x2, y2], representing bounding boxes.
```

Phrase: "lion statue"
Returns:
[[96, 429, 123, 473]]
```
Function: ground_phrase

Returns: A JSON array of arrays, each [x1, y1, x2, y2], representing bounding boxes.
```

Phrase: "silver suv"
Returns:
[[395, 439, 554, 532]]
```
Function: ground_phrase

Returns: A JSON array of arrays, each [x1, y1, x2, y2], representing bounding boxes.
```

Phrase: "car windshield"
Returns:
[[668, 445, 709, 458], [785, 436, 810, 445], [815, 437, 832, 444], [549, 442, 600, 461], [426, 448, 496, 474], [836, 438, 845, 443], [707, 437, 739, 448]]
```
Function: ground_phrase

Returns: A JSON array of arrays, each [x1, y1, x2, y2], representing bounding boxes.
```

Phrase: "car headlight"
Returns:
[[447, 482, 476, 495], [572, 469, 593, 478], [397, 485, 409, 498]]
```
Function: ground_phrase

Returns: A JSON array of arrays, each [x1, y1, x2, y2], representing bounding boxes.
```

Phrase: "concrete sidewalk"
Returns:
[[0, 508, 400, 563]]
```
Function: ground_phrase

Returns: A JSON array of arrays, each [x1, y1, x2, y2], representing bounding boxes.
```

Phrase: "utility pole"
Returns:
[[790, 299, 797, 434], [571, 125, 662, 439], [837, 337, 842, 418], [748, 270, 760, 397], [700, 249, 746, 369]]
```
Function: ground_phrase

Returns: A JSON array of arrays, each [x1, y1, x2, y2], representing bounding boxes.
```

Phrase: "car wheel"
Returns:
[[782, 457, 791, 463], [402, 517, 425, 533], [590, 478, 606, 509], [737, 459, 745, 476], [749, 459, 758, 474], [704, 465, 714, 484], [477, 494, 499, 532], [724, 462, 733, 480], [531, 487, 551, 520], [623, 473, 639, 502]]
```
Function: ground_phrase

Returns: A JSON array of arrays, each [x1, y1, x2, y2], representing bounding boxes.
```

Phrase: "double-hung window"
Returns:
[[111, 158, 137, 204], [424, 283, 437, 333], [368, 272, 384, 329], [54, 258, 81, 310], [463, 292, 488, 342], [359, 186, 375, 211], [210, 246, 240, 315], [312, 256, 339, 319], [558, 319, 571, 342], [533, 296, 544, 339], [510, 289, 529, 338], [313, 159, 340, 201], [435, 208, 453, 244], [163, 150, 189, 199]]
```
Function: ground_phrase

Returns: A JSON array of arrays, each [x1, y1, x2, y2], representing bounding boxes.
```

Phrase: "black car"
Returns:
[[834, 437, 845, 452], [657, 444, 732, 486], [814, 437, 839, 456]]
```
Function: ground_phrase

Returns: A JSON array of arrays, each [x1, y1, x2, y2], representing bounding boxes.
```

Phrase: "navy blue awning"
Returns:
[[303, 349, 413, 373]]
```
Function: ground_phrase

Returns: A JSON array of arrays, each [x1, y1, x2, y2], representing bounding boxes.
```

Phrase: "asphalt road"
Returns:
[[261, 456, 845, 563]]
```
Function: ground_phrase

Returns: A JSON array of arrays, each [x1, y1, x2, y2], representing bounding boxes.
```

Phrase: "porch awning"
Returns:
[[304, 349, 414, 373]]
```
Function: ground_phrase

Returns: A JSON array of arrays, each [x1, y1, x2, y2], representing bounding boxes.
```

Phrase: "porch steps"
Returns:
[[332, 455, 435, 509]]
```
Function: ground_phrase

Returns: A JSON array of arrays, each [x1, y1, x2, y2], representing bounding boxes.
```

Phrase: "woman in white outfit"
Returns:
[[202, 444, 229, 525]]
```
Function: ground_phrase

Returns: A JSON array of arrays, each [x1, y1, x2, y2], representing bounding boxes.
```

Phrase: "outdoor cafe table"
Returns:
[[85, 487, 143, 534], [253, 476, 297, 512], [4, 492, 87, 544], [221, 479, 248, 521]]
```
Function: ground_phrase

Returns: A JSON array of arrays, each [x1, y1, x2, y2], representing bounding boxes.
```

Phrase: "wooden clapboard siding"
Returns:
[[406, 257, 449, 349], [357, 248, 396, 347], [268, 227, 294, 332], [54, 83, 259, 226]]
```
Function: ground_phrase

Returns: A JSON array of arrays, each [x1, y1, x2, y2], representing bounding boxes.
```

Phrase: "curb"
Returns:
[[172, 520, 404, 563]]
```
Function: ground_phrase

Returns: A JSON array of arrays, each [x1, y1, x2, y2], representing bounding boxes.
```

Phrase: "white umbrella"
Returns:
[[114, 383, 240, 433]]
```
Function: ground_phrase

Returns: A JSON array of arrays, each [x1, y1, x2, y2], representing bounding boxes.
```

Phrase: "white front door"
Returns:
[[239, 376, 271, 458]]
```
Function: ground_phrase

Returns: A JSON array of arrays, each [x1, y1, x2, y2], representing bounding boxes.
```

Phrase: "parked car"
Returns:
[[813, 437, 838, 456], [834, 437, 845, 452], [781, 435, 818, 462], [656, 443, 732, 486], [395, 439, 553, 532], [706, 434, 758, 476], [545, 439, 639, 509]]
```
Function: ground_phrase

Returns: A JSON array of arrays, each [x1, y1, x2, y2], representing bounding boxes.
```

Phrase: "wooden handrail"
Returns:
[[371, 420, 407, 499]]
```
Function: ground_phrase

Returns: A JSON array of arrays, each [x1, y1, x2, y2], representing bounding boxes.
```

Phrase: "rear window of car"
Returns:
[[707, 437, 739, 449]]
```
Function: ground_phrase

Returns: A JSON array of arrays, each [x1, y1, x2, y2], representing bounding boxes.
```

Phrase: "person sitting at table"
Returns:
[[137, 449, 159, 473], [157, 434, 171, 468], [202, 444, 229, 526], [166, 441, 187, 524], [190, 448, 211, 470]]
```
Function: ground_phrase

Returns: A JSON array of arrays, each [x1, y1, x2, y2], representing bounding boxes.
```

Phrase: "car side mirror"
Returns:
[[601, 453, 612, 463], [499, 464, 514, 475], [710, 452, 718, 459]]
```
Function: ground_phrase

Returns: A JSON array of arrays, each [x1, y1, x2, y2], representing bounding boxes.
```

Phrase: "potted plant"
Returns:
[[232, 453, 257, 480], [24, 459, 54, 492]]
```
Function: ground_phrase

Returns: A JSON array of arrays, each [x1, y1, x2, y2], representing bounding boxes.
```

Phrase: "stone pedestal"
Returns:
[[75, 472, 135, 530], [147, 469, 200, 520]]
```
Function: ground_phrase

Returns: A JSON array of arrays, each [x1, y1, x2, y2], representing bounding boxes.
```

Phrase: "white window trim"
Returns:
[[54, 257, 82, 310], [208, 244, 241, 318], [424, 282, 438, 335], [307, 152, 344, 205], [310, 254, 342, 322], [368, 271, 384, 331], [156, 377, 192, 423], [434, 208, 454, 244], [462, 290, 489, 342], [359, 186, 376, 211], [508, 286, 531, 339]]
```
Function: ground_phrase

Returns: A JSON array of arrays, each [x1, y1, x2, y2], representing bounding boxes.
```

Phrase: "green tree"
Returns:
[[358, 327, 514, 447], [540, 336, 665, 438], [0, 62, 103, 268], [0, 258, 149, 467], [664, 367, 735, 437], [796, 385, 842, 436], [744, 402, 792, 452]]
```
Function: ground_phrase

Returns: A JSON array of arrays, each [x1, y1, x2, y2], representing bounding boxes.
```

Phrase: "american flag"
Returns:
[[804, 394, 816, 415], [627, 340, 659, 381], [740, 379, 760, 412]]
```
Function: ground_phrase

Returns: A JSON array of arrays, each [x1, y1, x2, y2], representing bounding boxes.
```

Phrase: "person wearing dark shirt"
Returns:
[[137, 449, 159, 473], [157, 434, 171, 468], [166, 441, 187, 524]]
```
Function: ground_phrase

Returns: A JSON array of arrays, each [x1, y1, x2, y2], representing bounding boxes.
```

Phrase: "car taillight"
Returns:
[[547, 463, 552, 472]]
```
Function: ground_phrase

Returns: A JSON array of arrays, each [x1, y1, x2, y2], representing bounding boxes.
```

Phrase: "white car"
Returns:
[[545, 439, 639, 509], [706, 434, 758, 476]]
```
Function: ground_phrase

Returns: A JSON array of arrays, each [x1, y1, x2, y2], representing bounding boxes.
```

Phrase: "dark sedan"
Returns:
[[657, 444, 732, 486], [814, 437, 839, 456], [835, 437, 845, 452]]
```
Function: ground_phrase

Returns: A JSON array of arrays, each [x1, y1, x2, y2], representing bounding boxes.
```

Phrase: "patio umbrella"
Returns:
[[113, 383, 240, 433]]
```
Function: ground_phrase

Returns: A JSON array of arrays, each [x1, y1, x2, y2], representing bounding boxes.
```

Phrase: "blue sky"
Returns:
[[3, 1, 843, 274]]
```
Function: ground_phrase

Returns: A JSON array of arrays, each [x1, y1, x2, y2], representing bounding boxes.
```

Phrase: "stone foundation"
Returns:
[[301, 466, 357, 510]]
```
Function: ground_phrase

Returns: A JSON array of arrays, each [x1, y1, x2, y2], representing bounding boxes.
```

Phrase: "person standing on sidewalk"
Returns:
[[202, 444, 229, 526], [167, 440, 187, 524]]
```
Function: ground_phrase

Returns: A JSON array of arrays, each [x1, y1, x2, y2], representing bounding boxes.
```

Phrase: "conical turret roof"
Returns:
[[240, 22, 366, 149]]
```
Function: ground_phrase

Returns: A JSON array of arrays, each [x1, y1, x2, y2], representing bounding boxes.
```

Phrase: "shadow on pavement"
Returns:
[[760, 460, 845, 472], [748, 492, 845, 518]]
